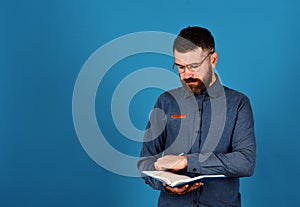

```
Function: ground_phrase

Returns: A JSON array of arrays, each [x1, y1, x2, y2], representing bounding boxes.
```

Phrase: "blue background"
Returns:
[[1, 0, 300, 206]]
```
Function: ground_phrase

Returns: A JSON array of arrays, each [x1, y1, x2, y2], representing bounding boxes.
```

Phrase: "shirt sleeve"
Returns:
[[186, 96, 256, 177], [137, 97, 168, 192]]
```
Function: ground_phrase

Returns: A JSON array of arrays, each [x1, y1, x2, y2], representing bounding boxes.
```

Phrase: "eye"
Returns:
[[178, 66, 185, 70], [189, 64, 199, 69]]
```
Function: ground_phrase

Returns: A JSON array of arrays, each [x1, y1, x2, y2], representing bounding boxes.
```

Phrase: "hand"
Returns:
[[154, 155, 187, 171], [163, 182, 203, 195]]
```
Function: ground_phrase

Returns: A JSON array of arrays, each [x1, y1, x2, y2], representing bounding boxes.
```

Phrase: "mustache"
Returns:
[[183, 78, 202, 83]]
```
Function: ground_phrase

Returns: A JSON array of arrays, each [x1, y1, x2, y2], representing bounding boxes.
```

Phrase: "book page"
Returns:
[[142, 171, 191, 185]]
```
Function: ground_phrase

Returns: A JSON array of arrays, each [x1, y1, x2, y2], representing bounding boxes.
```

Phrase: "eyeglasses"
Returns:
[[172, 51, 214, 73]]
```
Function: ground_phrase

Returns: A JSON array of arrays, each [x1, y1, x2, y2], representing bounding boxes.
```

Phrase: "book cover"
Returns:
[[142, 171, 226, 187]]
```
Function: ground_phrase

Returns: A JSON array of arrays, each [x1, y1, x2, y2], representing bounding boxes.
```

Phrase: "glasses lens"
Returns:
[[172, 51, 213, 73]]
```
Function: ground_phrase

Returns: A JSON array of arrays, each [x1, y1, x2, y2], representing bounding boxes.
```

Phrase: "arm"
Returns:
[[154, 96, 256, 177], [137, 98, 167, 191], [186, 97, 256, 177], [137, 96, 203, 194]]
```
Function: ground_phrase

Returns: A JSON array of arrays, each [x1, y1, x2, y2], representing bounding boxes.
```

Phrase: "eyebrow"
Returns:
[[174, 63, 184, 66], [174, 62, 198, 67]]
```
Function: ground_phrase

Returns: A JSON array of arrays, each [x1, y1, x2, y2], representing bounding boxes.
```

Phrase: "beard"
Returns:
[[181, 78, 206, 95], [181, 67, 213, 95]]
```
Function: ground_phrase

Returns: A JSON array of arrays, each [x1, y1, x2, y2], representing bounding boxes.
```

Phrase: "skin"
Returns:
[[154, 47, 219, 194], [175, 47, 218, 93]]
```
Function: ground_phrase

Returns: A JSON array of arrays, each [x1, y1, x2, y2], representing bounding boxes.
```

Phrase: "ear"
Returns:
[[210, 52, 218, 68]]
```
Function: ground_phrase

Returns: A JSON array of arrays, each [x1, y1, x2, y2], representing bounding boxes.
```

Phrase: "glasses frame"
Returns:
[[172, 51, 215, 73]]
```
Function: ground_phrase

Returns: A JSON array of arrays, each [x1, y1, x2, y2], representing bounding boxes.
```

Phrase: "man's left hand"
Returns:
[[163, 182, 203, 194]]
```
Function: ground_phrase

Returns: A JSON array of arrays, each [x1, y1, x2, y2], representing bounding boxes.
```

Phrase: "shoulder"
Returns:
[[153, 87, 186, 109], [158, 86, 186, 100], [224, 86, 250, 101], [223, 86, 253, 111]]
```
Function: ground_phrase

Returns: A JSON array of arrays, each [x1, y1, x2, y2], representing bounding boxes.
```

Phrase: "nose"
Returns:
[[183, 67, 194, 78]]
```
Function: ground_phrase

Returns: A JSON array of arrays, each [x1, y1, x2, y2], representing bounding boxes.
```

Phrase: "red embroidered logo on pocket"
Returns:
[[171, 114, 187, 119]]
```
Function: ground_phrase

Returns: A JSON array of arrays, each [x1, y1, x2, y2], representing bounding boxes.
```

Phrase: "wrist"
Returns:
[[182, 155, 188, 168]]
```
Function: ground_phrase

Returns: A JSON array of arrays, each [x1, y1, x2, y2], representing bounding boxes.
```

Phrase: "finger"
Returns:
[[172, 185, 189, 194], [190, 182, 203, 190], [154, 162, 160, 170], [163, 184, 175, 193], [163, 185, 172, 193], [164, 184, 189, 194], [183, 183, 200, 193], [194, 182, 204, 187], [175, 185, 190, 194], [154, 162, 166, 170], [184, 182, 204, 193]]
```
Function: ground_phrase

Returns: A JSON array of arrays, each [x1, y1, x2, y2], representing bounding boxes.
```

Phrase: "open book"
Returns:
[[142, 171, 225, 187]]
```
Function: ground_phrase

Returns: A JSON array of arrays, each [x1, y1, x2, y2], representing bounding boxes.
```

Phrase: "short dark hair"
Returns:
[[173, 26, 215, 53]]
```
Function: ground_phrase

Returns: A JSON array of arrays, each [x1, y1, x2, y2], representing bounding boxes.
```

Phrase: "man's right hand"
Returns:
[[154, 154, 187, 171]]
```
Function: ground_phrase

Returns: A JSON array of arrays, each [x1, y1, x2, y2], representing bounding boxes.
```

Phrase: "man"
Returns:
[[137, 26, 256, 207]]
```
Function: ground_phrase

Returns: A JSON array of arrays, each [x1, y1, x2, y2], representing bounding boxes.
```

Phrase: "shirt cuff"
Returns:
[[186, 153, 202, 173]]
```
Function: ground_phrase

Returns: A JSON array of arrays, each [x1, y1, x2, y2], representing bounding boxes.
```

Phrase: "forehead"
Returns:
[[174, 47, 205, 64]]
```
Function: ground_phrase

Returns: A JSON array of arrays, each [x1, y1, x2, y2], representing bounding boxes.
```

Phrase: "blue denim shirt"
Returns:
[[137, 76, 256, 207]]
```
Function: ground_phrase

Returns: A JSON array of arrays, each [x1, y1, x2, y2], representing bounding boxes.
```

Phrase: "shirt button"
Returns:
[[196, 130, 200, 134]]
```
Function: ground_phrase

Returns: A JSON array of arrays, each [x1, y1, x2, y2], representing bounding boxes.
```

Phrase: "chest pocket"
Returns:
[[164, 95, 201, 155]]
